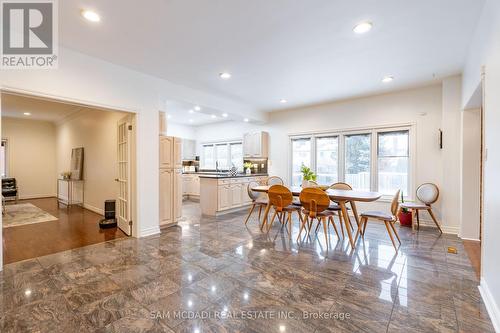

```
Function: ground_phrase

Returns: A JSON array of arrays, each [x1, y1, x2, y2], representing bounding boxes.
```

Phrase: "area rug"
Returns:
[[2, 203, 58, 228]]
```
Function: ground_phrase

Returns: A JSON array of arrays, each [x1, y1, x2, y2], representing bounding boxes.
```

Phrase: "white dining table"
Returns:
[[251, 185, 382, 248]]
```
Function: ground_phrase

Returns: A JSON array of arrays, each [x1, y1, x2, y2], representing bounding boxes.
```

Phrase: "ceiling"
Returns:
[[1, 93, 82, 123], [60, 0, 484, 112], [164, 100, 235, 126]]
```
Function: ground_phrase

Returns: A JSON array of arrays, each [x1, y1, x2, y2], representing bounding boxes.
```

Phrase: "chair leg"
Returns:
[[389, 221, 401, 244], [268, 210, 278, 233], [337, 212, 345, 238], [297, 215, 308, 242], [384, 220, 398, 250], [416, 210, 420, 229], [329, 216, 340, 238], [362, 216, 368, 235], [258, 205, 263, 221], [288, 212, 292, 238], [427, 208, 443, 234], [315, 220, 321, 233], [244, 204, 256, 225], [322, 216, 329, 247], [355, 217, 367, 242]]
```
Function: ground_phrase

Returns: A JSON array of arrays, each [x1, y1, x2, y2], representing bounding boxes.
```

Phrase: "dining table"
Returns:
[[251, 185, 382, 249]]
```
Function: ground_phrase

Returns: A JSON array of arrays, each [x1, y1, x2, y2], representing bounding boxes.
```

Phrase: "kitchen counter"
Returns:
[[197, 173, 268, 179], [199, 174, 268, 216]]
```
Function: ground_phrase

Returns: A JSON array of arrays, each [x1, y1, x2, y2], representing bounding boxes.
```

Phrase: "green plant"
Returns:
[[300, 164, 317, 181], [400, 191, 409, 213], [243, 162, 253, 169]]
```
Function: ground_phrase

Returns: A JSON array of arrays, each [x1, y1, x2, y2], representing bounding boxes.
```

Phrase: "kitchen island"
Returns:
[[199, 174, 268, 216]]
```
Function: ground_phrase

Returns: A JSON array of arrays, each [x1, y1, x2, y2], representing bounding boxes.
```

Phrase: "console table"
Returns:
[[57, 179, 84, 209]]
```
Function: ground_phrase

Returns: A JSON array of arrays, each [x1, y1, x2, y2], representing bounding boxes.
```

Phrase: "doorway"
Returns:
[[0, 91, 137, 264]]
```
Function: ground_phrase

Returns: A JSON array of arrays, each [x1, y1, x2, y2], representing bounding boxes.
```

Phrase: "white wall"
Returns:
[[1, 117, 57, 199], [56, 109, 129, 214], [197, 83, 463, 232], [460, 109, 481, 240], [167, 122, 197, 141], [463, 0, 500, 330]]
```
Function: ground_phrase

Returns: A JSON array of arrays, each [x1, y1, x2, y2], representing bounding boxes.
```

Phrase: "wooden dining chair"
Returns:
[[267, 185, 303, 237], [266, 176, 284, 186], [244, 181, 268, 225], [399, 183, 443, 233], [298, 187, 341, 245], [356, 190, 401, 250], [328, 182, 361, 232]]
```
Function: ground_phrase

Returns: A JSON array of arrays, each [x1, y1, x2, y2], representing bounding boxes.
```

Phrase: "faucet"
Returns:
[[215, 161, 219, 172]]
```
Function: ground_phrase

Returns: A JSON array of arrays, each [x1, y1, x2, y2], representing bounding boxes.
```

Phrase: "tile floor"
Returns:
[[0, 201, 495, 332]]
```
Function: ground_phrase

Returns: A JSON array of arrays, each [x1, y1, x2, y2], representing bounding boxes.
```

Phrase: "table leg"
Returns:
[[350, 201, 361, 230], [340, 201, 355, 249], [260, 203, 271, 231]]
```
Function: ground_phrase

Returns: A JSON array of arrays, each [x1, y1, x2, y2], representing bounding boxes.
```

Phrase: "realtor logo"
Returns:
[[1, 0, 58, 68]]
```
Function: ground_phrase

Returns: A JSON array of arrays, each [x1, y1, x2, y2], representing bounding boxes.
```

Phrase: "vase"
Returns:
[[301, 180, 310, 188], [398, 211, 413, 227], [245, 168, 251, 175]]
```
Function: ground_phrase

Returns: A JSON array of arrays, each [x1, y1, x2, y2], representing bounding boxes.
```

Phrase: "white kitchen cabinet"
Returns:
[[159, 135, 182, 226], [159, 136, 173, 168], [230, 183, 243, 207], [174, 137, 183, 169], [174, 169, 183, 220], [243, 131, 269, 158], [217, 184, 231, 211], [182, 174, 200, 196], [182, 139, 197, 160]]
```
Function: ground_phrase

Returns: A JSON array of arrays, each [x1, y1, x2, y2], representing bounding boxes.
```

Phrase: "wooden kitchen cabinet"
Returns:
[[217, 184, 231, 211], [243, 131, 269, 158], [174, 137, 183, 169], [159, 136, 173, 168], [159, 169, 173, 226], [174, 169, 183, 220], [230, 183, 243, 207]]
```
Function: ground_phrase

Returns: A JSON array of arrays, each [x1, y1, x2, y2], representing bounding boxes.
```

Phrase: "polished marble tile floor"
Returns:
[[0, 201, 495, 332]]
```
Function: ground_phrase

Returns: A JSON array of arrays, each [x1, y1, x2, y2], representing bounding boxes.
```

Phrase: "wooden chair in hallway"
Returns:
[[266, 185, 302, 237], [399, 183, 443, 233], [356, 190, 402, 250], [266, 176, 284, 186], [298, 187, 341, 246], [244, 181, 268, 225]]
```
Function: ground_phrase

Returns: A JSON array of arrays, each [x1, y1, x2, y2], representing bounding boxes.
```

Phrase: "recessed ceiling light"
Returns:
[[188, 109, 194, 114], [280, 99, 287, 104], [23, 112, 31, 116], [167, 114, 171, 119], [222, 113, 228, 118], [81, 10, 101, 22], [194, 106, 201, 111], [211, 114, 217, 119], [243, 118, 249, 122], [189, 119, 194, 123], [219, 72, 232, 80], [353, 21, 372, 34], [382, 75, 394, 83]]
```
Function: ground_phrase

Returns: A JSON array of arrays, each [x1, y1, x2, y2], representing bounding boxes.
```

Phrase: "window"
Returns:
[[290, 125, 412, 197], [215, 144, 229, 169], [345, 134, 371, 191], [201, 141, 243, 170], [316, 136, 338, 185], [201, 144, 215, 169], [291, 138, 311, 186], [230, 143, 243, 171], [1, 139, 8, 178], [377, 130, 409, 195]]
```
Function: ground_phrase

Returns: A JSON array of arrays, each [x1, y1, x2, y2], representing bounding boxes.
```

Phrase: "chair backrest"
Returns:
[[299, 187, 330, 217], [266, 176, 284, 186], [268, 185, 293, 212], [247, 181, 261, 201], [390, 189, 401, 217], [329, 182, 352, 190], [416, 183, 439, 205]]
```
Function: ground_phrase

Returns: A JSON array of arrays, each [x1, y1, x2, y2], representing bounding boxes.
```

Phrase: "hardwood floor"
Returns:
[[463, 239, 481, 279], [2, 197, 127, 264]]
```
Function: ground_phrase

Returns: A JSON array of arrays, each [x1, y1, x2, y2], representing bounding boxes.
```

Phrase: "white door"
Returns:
[[117, 117, 132, 235]]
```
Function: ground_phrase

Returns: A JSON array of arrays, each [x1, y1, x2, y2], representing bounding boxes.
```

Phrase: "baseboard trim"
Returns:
[[139, 226, 161, 238], [414, 219, 459, 234], [83, 203, 104, 215], [460, 237, 481, 242], [19, 194, 56, 200], [479, 278, 500, 333]]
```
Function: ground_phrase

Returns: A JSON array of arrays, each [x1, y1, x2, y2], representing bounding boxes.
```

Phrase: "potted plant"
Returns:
[[61, 171, 72, 180], [243, 162, 253, 175], [398, 191, 412, 227], [300, 164, 317, 187]]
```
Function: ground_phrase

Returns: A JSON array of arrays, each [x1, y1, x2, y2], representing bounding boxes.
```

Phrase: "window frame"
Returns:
[[200, 139, 244, 171], [288, 124, 415, 200]]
